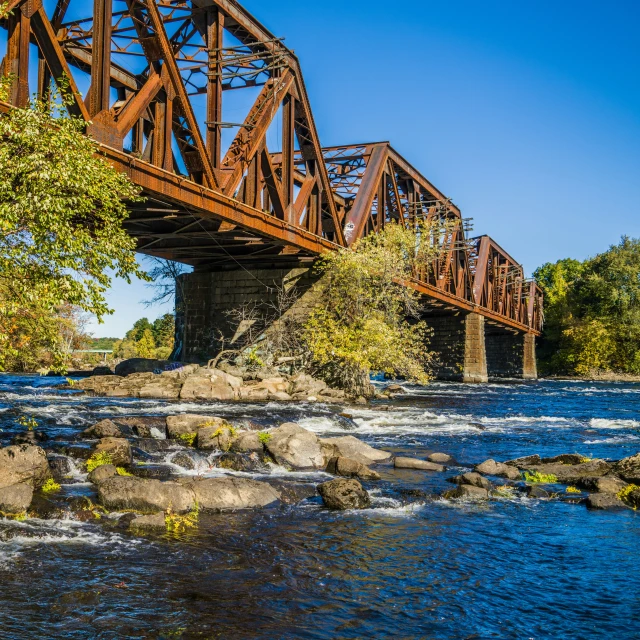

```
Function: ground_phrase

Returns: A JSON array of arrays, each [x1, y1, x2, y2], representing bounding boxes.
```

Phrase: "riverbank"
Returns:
[[1, 375, 639, 638]]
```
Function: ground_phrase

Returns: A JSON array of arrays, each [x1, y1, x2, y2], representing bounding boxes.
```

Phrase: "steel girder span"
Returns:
[[0, 0, 542, 335]]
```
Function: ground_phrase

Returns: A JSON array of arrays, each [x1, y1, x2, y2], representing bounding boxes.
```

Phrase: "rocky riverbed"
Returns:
[[1, 374, 639, 638]]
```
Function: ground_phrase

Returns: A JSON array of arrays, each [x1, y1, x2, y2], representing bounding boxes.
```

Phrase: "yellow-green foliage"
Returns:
[[177, 432, 197, 447], [165, 502, 199, 533], [579, 457, 593, 464], [116, 467, 132, 477], [302, 221, 454, 391], [494, 485, 516, 497], [618, 484, 639, 503], [86, 451, 113, 472], [566, 486, 582, 494], [244, 345, 265, 369], [17, 415, 38, 431], [42, 478, 61, 493], [82, 497, 108, 520], [258, 432, 272, 445], [0, 510, 27, 521], [524, 471, 559, 484]]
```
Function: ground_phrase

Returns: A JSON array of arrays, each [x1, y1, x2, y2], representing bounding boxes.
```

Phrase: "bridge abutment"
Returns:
[[485, 328, 537, 380], [175, 267, 318, 363]]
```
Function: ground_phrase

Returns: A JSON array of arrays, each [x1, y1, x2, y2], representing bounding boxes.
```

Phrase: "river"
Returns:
[[0, 374, 638, 639]]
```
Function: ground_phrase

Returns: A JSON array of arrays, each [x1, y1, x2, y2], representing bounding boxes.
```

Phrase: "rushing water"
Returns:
[[0, 374, 639, 639]]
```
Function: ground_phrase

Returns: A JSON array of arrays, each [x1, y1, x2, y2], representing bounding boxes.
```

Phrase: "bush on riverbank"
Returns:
[[535, 236, 640, 376]]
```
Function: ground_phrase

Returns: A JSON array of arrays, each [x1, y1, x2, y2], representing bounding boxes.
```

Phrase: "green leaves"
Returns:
[[0, 88, 146, 371]]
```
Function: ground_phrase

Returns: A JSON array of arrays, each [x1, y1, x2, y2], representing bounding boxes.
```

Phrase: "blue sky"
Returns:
[[90, 0, 640, 337]]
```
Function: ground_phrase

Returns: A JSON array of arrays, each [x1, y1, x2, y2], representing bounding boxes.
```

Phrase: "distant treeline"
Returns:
[[535, 237, 640, 376]]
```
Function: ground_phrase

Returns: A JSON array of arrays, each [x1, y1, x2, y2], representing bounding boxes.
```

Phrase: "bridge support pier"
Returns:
[[427, 312, 488, 383], [485, 328, 537, 380], [174, 267, 318, 363]]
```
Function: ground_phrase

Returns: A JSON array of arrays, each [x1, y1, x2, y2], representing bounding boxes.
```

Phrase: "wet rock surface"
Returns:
[[318, 478, 371, 510]]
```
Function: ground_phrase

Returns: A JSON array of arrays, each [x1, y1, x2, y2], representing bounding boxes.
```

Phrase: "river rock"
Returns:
[[0, 445, 51, 489], [0, 483, 33, 513], [319, 436, 391, 466], [92, 366, 114, 376], [114, 358, 172, 377], [614, 453, 640, 484], [189, 477, 280, 510], [82, 419, 122, 439], [180, 370, 242, 401], [586, 493, 627, 510], [130, 513, 166, 531], [525, 485, 549, 499], [215, 452, 265, 472], [475, 459, 521, 480], [265, 423, 325, 469], [578, 476, 628, 494], [443, 485, 490, 500], [48, 455, 72, 482], [138, 379, 182, 400], [394, 457, 444, 472], [621, 487, 640, 509], [428, 452, 452, 463], [197, 425, 236, 451], [541, 454, 586, 465], [98, 477, 195, 513], [290, 373, 327, 396], [266, 480, 318, 505], [88, 464, 118, 484], [326, 457, 381, 481], [170, 452, 197, 471], [114, 417, 167, 439], [94, 438, 132, 467], [448, 472, 492, 490], [505, 454, 542, 467], [318, 478, 371, 510], [230, 431, 264, 454], [524, 460, 611, 483], [77, 375, 125, 395], [166, 414, 227, 438]]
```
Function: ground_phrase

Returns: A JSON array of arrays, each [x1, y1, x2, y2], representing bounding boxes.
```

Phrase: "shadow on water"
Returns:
[[0, 374, 639, 639]]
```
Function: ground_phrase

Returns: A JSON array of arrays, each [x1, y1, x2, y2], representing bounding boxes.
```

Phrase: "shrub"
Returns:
[[565, 486, 581, 494], [177, 433, 197, 447], [86, 451, 113, 473], [116, 467, 133, 477], [524, 471, 558, 484], [258, 432, 272, 445], [165, 502, 199, 533], [42, 478, 61, 493]]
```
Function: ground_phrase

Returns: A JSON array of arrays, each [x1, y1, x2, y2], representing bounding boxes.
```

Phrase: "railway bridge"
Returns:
[[0, 0, 543, 381]]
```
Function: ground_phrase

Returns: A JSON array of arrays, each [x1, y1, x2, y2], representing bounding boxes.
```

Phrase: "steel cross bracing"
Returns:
[[0, 0, 543, 334]]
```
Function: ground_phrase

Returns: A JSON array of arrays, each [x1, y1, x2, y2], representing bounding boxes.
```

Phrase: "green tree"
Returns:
[[135, 328, 156, 359], [0, 79, 146, 371], [126, 318, 152, 342], [152, 314, 175, 349]]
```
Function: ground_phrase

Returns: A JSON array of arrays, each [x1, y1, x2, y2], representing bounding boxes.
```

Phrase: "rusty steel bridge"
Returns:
[[0, 0, 543, 379]]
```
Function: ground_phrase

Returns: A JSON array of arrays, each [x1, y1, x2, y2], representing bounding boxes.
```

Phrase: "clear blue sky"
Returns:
[[90, 0, 640, 337]]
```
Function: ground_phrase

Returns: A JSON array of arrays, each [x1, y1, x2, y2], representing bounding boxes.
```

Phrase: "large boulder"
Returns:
[[82, 419, 122, 439], [180, 369, 242, 401], [448, 472, 492, 490], [505, 454, 542, 467], [319, 436, 391, 466], [443, 485, 490, 500], [88, 464, 118, 485], [326, 457, 380, 481], [578, 476, 628, 494], [98, 476, 195, 513], [130, 513, 166, 531], [317, 478, 371, 510], [114, 358, 172, 377], [523, 460, 611, 483], [290, 373, 327, 397], [0, 483, 33, 513], [94, 438, 132, 467], [137, 379, 182, 400], [0, 445, 51, 489], [428, 453, 452, 463], [394, 457, 444, 472], [189, 477, 280, 510], [475, 459, 521, 481], [230, 431, 264, 454], [614, 454, 640, 484], [166, 414, 227, 438], [198, 425, 237, 451], [77, 375, 125, 395], [265, 423, 325, 470], [586, 493, 627, 510]]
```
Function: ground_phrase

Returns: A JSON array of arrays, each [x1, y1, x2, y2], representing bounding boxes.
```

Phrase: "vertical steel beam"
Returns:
[[206, 7, 224, 169], [282, 93, 295, 224], [5, 9, 30, 107], [90, 0, 112, 116]]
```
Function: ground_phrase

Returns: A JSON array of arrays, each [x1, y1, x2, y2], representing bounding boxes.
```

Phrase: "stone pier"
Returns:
[[485, 328, 537, 380]]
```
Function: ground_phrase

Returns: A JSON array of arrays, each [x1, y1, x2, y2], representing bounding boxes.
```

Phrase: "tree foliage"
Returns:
[[0, 81, 145, 371], [535, 237, 640, 375], [302, 221, 448, 393], [113, 314, 175, 360]]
